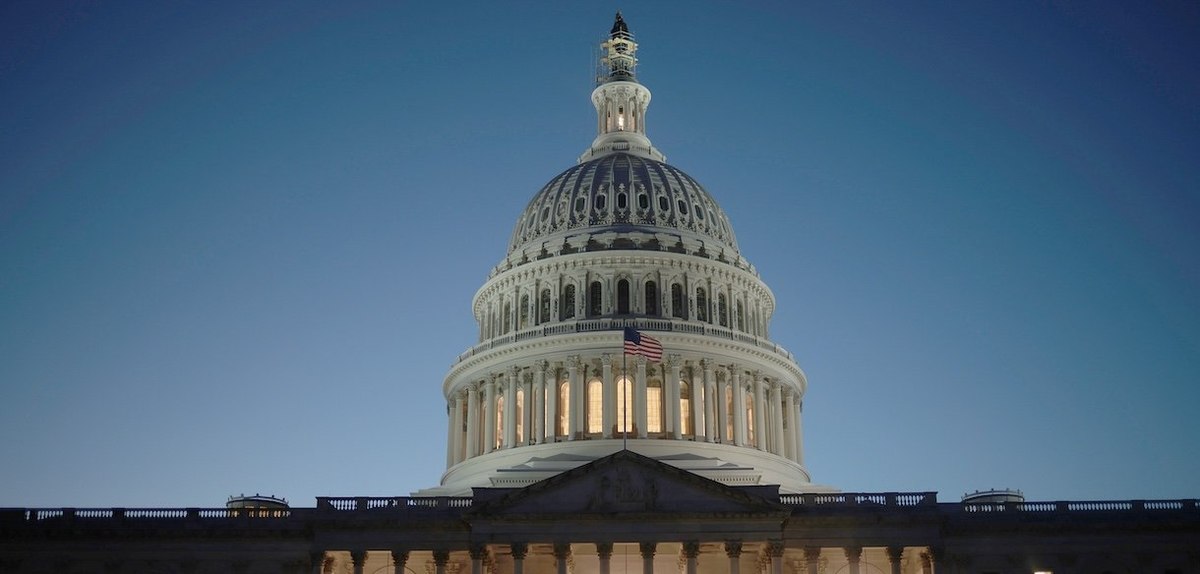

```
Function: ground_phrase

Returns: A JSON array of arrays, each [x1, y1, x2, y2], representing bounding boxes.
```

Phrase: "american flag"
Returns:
[[623, 327, 663, 361]]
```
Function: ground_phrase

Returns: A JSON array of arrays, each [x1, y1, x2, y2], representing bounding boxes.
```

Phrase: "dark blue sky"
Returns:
[[2, 1, 1197, 507]]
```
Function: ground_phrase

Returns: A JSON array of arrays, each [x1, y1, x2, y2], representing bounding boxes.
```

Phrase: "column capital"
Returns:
[[350, 550, 367, 569], [552, 542, 572, 560], [664, 354, 682, 369], [509, 365, 521, 378], [510, 542, 528, 560], [595, 542, 614, 560], [699, 358, 712, 371], [392, 550, 410, 570], [769, 379, 781, 391], [886, 547, 904, 564], [767, 540, 785, 558], [752, 370, 763, 383], [601, 353, 613, 366], [639, 542, 657, 559], [538, 360, 552, 377], [568, 355, 583, 370], [724, 541, 743, 558], [432, 550, 451, 566], [682, 541, 701, 559], [468, 545, 487, 560], [457, 388, 469, 400], [635, 355, 647, 367], [803, 547, 821, 562], [843, 547, 862, 562]]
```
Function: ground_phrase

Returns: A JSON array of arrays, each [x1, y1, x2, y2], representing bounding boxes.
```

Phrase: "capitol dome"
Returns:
[[420, 12, 831, 497], [508, 152, 739, 259]]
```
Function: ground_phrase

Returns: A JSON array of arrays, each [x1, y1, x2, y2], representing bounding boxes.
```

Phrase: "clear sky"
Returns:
[[2, 1, 1197, 508]]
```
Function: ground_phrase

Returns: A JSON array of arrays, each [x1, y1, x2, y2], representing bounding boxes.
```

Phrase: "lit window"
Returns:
[[647, 381, 663, 433], [516, 389, 524, 444], [680, 382, 692, 435], [558, 382, 570, 436], [587, 380, 603, 434], [616, 377, 633, 433]]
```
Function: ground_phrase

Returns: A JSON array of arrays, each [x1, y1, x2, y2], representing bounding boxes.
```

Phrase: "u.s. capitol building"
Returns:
[[2, 13, 1197, 574]]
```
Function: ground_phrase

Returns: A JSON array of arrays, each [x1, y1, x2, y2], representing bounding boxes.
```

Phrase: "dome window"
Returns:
[[696, 288, 709, 322], [638, 193, 649, 210], [575, 197, 586, 212], [644, 281, 659, 315], [541, 207, 550, 221], [596, 194, 607, 211], [561, 284, 576, 320], [695, 204, 704, 220], [588, 281, 603, 317], [617, 192, 628, 210], [658, 196, 670, 211], [617, 279, 630, 314], [677, 200, 689, 215], [670, 284, 686, 319]]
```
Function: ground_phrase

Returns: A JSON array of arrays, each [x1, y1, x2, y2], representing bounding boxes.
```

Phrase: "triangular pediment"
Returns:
[[469, 449, 785, 518]]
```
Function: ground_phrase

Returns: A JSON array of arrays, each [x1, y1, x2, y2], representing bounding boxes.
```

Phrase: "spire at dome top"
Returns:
[[610, 11, 631, 40], [599, 12, 638, 84]]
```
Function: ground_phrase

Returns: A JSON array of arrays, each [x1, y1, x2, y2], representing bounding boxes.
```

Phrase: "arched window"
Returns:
[[539, 289, 551, 324], [736, 300, 746, 332], [718, 293, 729, 327], [696, 288, 709, 322], [680, 381, 692, 436], [502, 302, 512, 334], [617, 279, 630, 314], [671, 284, 686, 319], [561, 284, 576, 320], [588, 281, 603, 317], [519, 294, 530, 330], [644, 281, 659, 315], [647, 379, 664, 434], [587, 379, 603, 434], [558, 381, 570, 437], [616, 376, 633, 434]]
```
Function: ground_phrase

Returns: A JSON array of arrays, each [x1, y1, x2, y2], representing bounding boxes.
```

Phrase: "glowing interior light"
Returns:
[[617, 115, 625, 130]]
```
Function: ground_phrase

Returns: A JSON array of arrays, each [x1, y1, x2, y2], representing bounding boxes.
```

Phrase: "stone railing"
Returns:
[[779, 492, 938, 507], [456, 318, 795, 364], [3, 507, 292, 522], [314, 497, 473, 511], [958, 499, 1200, 513], [7, 496, 1197, 524]]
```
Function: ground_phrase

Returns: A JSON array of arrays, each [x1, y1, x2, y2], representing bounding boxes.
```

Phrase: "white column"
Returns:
[[702, 359, 716, 442], [639, 543, 655, 574], [731, 367, 746, 446], [445, 399, 455, 467], [533, 362, 546, 445], [725, 541, 742, 574], [512, 543, 528, 574], [635, 356, 648, 438], [465, 383, 479, 458], [886, 547, 903, 574], [752, 372, 767, 450], [783, 388, 797, 462], [716, 369, 729, 443], [522, 371, 533, 445], [804, 548, 820, 574], [795, 398, 805, 465], [683, 542, 700, 574], [484, 376, 497, 453], [504, 367, 518, 448], [597, 543, 613, 574], [602, 353, 615, 438], [845, 547, 862, 574], [452, 391, 465, 464], [569, 356, 583, 440], [770, 381, 785, 456], [667, 356, 682, 439]]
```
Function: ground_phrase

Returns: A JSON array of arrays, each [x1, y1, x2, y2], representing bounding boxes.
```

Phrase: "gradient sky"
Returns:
[[2, 1, 1197, 508]]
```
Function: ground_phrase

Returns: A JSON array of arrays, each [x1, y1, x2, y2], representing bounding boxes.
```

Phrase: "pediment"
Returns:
[[469, 449, 784, 518]]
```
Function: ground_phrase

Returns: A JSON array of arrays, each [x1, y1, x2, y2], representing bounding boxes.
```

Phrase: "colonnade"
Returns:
[[446, 355, 804, 468], [315, 542, 938, 574]]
